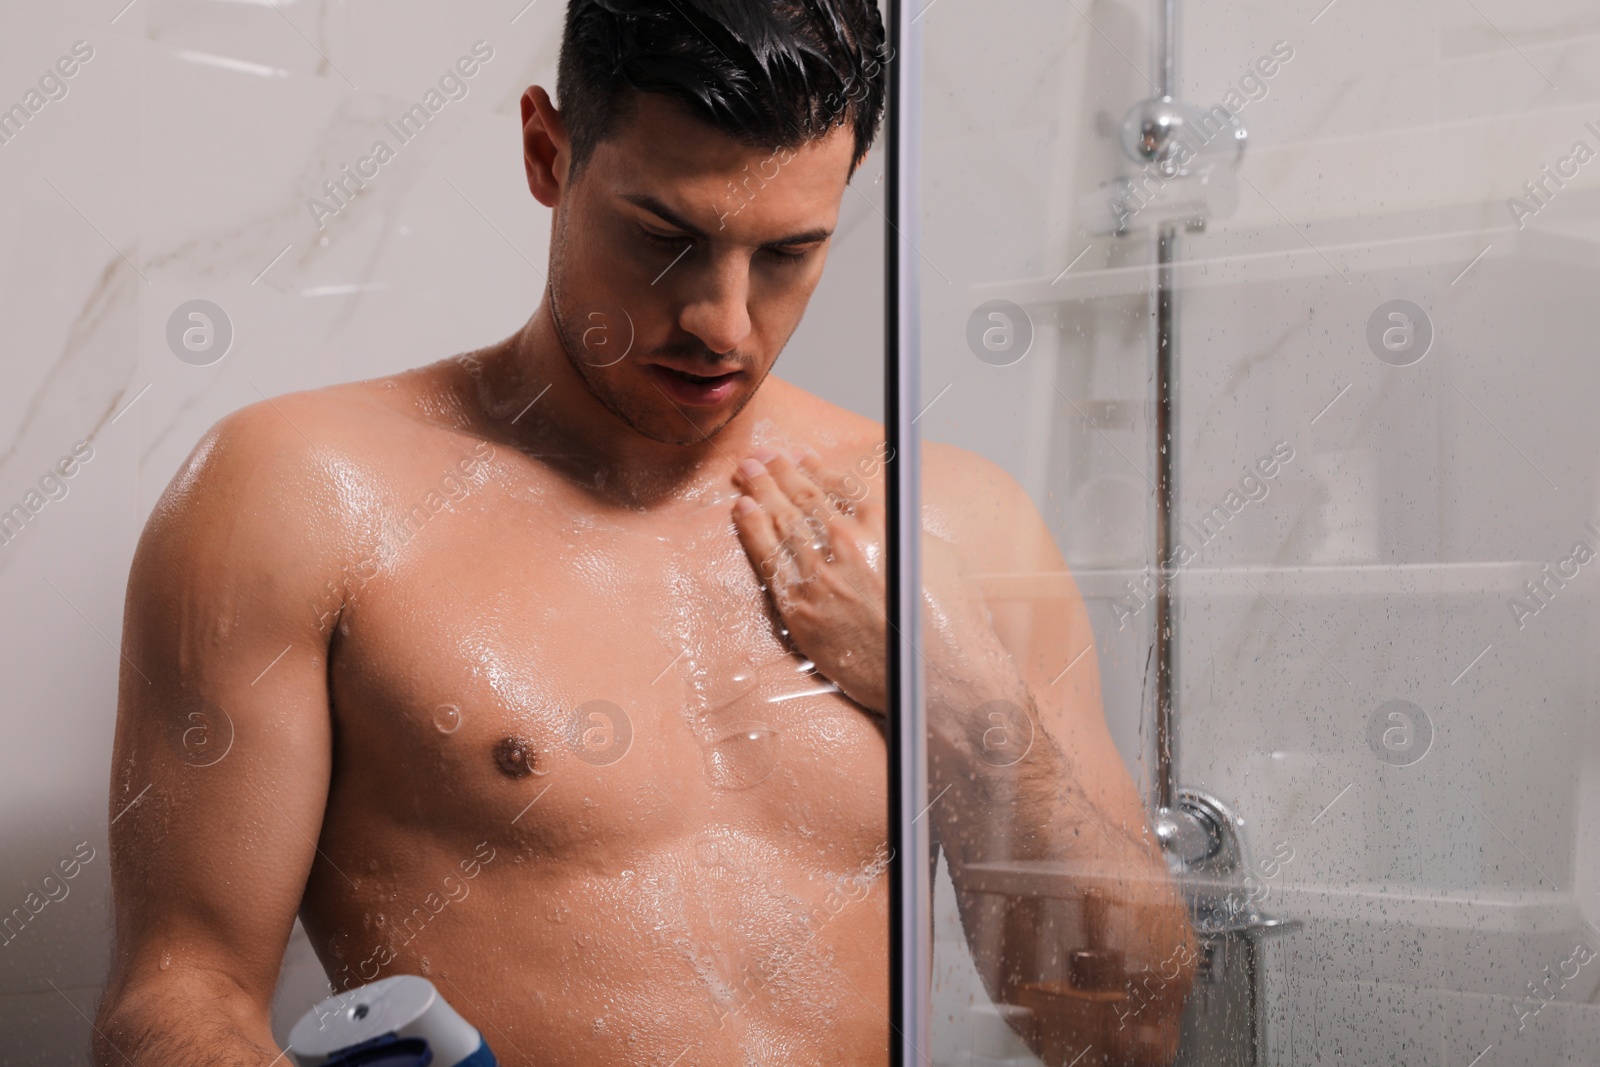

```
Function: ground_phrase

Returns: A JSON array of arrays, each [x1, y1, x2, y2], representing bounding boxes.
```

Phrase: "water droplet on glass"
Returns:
[[433, 704, 462, 733], [702, 723, 782, 790]]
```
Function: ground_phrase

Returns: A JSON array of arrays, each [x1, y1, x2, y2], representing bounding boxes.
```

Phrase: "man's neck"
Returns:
[[481, 304, 761, 508]]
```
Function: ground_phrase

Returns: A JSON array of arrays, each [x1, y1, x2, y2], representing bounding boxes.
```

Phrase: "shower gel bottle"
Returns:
[[288, 975, 497, 1066], [1018, 887, 1136, 1066]]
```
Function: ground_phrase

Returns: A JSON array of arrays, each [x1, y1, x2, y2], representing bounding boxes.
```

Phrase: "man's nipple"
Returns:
[[493, 735, 544, 778]]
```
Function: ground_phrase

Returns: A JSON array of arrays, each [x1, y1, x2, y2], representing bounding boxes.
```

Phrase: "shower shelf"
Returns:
[[971, 224, 1516, 305], [971, 190, 1600, 307], [974, 561, 1541, 602], [960, 859, 1581, 934]]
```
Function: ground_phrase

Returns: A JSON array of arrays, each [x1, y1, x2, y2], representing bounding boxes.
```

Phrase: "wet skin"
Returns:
[[305, 358, 896, 1062], [97, 90, 1192, 1066]]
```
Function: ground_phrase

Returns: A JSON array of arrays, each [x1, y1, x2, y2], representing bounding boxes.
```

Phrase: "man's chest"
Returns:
[[319, 485, 887, 855]]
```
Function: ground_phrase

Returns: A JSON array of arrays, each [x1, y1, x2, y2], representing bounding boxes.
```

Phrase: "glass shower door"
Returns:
[[900, 0, 1600, 1064]]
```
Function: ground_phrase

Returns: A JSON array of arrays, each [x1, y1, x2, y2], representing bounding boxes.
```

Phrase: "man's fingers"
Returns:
[[762, 451, 834, 519], [732, 493, 788, 583], [733, 456, 824, 578], [797, 449, 875, 512], [761, 452, 838, 560], [731, 445, 890, 589]]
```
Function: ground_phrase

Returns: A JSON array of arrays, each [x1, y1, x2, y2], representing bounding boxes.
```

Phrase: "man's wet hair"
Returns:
[[557, 0, 888, 178]]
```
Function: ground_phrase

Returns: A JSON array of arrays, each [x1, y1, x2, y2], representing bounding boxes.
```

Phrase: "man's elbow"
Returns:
[[93, 971, 279, 1066]]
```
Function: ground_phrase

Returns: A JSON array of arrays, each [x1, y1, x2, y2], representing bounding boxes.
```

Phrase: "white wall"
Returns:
[[0, 1, 882, 1059]]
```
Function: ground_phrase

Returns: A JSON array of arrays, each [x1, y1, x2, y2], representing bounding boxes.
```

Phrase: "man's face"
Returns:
[[547, 94, 858, 445]]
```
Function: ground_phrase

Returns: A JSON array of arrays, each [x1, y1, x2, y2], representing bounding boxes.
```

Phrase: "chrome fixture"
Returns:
[[1161, 790, 1296, 1067], [1080, 99, 1246, 236], [1130, 2, 1287, 1064], [1162, 790, 1294, 939], [1120, 95, 1247, 179]]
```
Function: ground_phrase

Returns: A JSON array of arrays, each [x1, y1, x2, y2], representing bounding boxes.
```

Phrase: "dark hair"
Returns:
[[556, 0, 888, 178]]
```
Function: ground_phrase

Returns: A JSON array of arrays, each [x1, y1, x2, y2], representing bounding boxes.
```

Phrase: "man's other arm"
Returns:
[[923, 445, 1196, 1064], [94, 398, 352, 1064]]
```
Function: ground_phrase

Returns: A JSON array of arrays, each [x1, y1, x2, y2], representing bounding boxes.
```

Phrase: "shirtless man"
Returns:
[[94, 2, 1194, 1064]]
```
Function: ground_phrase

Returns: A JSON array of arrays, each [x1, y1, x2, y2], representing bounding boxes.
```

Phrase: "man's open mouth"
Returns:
[[647, 364, 744, 407]]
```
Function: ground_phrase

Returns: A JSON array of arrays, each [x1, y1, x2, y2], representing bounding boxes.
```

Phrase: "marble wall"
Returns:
[[0, 0, 883, 1059]]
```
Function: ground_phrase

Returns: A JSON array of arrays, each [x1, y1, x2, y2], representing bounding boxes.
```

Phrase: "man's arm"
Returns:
[[921, 445, 1195, 1065], [727, 440, 1195, 1063], [95, 399, 349, 1064]]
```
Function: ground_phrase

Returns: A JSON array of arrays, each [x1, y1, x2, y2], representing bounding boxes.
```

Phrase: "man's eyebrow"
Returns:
[[765, 226, 833, 247], [621, 193, 833, 248]]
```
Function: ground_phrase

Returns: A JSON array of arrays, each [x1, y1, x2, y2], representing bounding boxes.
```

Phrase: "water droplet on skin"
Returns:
[[433, 705, 462, 733], [548, 904, 570, 924], [159, 951, 170, 971], [419, 956, 431, 975], [703, 723, 782, 790]]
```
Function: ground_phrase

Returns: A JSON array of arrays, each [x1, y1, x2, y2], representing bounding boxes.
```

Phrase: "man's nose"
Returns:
[[677, 258, 752, 357]]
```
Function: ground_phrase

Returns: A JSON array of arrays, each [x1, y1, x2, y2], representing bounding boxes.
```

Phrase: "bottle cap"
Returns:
[[289, 975, 491, 1067]]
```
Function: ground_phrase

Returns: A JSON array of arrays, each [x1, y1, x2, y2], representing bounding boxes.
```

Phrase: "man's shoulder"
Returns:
[[186, 378, 415, 504], [142, 369, 462, 573], [922, 440, 1031, 519], [920, 442, 1056, 578], [221, 370, 443, 454], [207, 362, 473, 481], [762, 375, 884, 454], [761, 377, 1030, 519]]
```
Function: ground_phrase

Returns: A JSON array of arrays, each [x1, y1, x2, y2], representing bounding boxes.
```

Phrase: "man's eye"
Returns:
[[765, 246, 812, 263], [638, 226, 690, 250]]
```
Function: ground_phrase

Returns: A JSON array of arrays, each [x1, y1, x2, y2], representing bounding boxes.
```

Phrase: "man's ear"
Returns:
[[522, 85, 569, 207]]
